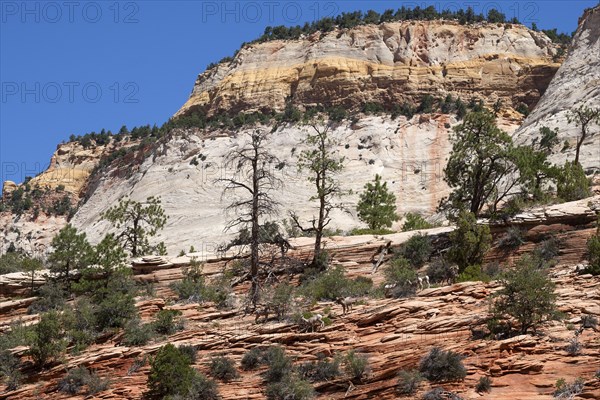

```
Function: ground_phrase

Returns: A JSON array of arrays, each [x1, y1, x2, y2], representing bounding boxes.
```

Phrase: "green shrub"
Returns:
[[343, 350, 369, 382], [152, 309, 184, 335], [297, 355, 341, 382], [396, 369, 423, 395], [498, 226, 525, 249], [348, 227, 395, 235], [265, 282, 295, 320], [241, 348, 263, 370], [29, 311, 66, 366], [533, 237, 560, 262], [476, 376, 492, 393], [186, 372, 221, 400], [123, 319, 154, 346], [85, 371, 111, 395], [426, 257, 455, 284], [585, 222, 600, 275], [556, 161, 590, 201], [0, 350, 22, 390], [448, 211, 491, 272], [491, 255, 556, 334], [457, 265, 490, 282], [0, 320, 35, 353], [178, 344, 198, 364], [28, 281, 66, 314], [419, 347, 466, 382], [401, 212, 434, 231], [170, 260, 207, 302], [400, 233, 432, 267], [58, 367, 89, 395], [63, 299, 97, 353], [264, 346, 292, 383], [209, 355, 239, 382], [95, 290, 137, 331], [147, 344, 197, 399], [266, 376, 314, 400], [383, 257, 417, 298], [301, 266, 372, 301]]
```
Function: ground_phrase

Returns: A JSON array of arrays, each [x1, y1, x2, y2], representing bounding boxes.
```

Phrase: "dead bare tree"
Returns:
[[219, 130, 282, 308]]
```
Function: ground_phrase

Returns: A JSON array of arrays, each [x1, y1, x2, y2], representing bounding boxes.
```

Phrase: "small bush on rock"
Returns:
[[152, 309, 184, 335], [266, 376, 314, 400], [241, 348, 263, 370], [297, 355, 341, 382], [423, 387, 463, 400], [343, 350, 369, 382], [209, 355, 239, 382], [475, 376, 492, 393], [419, 347, 466, 382], [553, 377, 584, 399], [400, 233, 432, 267], [396, 369, 423, 395]]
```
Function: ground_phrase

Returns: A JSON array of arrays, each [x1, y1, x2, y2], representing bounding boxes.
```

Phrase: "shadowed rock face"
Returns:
[[513, 5, 600, 172], [177, 20, 560, 117]]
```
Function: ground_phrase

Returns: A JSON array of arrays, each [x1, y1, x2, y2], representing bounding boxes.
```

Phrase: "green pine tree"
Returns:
[[356, 174, 399, 230]]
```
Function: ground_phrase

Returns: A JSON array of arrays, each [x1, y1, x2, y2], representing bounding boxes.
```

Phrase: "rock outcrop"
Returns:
[[177, 20, 560, 117], [513, 5, 600, 172], [1, 212, 599, 399]]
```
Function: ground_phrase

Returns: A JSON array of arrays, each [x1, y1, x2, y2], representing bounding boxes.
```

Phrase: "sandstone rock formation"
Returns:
[[1, 181, 17, 198], [513, 5, 600, 173], [72, 115, 464, 253], [177, 20, 560, 117], [1, 205, 599, 399]]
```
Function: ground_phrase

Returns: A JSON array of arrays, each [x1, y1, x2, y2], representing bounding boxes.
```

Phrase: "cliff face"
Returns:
[[72, 114, 479, 254], [513, 6, 600, 172], [177, 20, 560, 117]]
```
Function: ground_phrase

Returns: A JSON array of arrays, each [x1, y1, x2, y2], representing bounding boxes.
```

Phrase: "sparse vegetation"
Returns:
[[399, 233, 432, 268], [209, 355, 239, 382], [384, 257, 417, 298], [297, 355, 341, 382], [447, 211, 491, 273], [476, 376, 492, 393], [419, 347, 466, 382], [401, 212, 434, 231], [553, 377, 584, 399], [343, 350, 369, 382], [585, 216, 600, 275], [301, 265, 372, 301], [396, 369, 423, 395], [147, 344, 220, 399], [152, 309, 184, 335], [490, 256, 556, 334]]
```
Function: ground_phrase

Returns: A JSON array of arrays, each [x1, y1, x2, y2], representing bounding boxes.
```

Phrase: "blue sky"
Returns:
[[1, 0, 597, 187]]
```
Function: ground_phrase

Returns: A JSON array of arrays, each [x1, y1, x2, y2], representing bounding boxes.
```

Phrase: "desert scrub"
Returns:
[[209, 355, 239, 382], [297, 354, 341, 382], [475, 376, 492, 393], [123, 319, 154, 346], [152, 309, 184, 335], [343, 350, 369, 382], [419, 347, 466, 382], [396, 369, 423, 395], [241, 347, 264, 370]]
